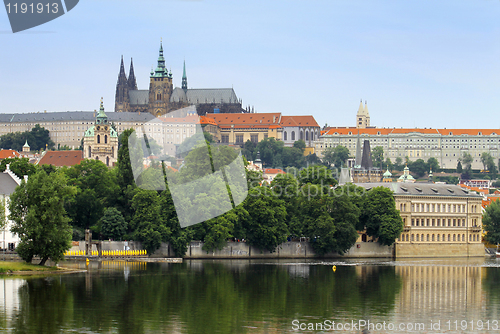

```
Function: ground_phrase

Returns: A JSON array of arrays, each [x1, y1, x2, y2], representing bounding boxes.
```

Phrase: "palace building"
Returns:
[[115, 42, 244, 117], [357, 182, 484, 257], [315, 102, 500, 170]]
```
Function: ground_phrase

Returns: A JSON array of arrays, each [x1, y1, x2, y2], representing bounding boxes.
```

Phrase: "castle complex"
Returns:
[[115, 42, 244, 117]]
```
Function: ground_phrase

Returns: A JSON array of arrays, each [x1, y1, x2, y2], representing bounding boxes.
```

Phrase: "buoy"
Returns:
[[332, 265, 336, 272], [86, 258, 89, 265]]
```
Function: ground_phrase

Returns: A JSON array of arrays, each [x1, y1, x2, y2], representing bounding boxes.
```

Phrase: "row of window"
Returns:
[[399, 233, 480, 242], [283, 130, 317, 142], [400, 203, 479, 213]]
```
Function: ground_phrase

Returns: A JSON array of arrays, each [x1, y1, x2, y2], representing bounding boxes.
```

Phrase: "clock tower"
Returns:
[[148, 41, 173, 117]]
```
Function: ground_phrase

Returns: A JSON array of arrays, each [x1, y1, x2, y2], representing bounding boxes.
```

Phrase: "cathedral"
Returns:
[[115, 42, 245, 117]]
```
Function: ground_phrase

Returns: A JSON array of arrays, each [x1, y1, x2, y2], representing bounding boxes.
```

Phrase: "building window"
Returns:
[[221, 135, 229, 143], [106, 156, 110, 167], [88, 146, 91, 158], [105, 135, 108, 144], [97, 135, 100, 144], [284, 131, 287, 141], [251, 134, 258, 143], [291, 131, 295, 141], [235, 135, 244, 144]]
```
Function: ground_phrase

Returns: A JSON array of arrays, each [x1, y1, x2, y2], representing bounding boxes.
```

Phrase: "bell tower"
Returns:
[[148, 41, 173, 117]]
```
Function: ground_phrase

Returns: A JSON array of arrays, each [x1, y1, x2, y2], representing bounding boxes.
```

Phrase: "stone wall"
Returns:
[[395, 242, 485, 258], [69, 240, 485, 258]]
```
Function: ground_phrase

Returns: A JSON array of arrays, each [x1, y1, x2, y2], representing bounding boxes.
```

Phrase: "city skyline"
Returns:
[[1, 0, 499, 129]]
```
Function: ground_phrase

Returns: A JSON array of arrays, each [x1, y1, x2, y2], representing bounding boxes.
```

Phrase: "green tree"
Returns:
[[298, 165, 337, 188], [255, 137, 285, 167], [427, 157, 440, 173], [483, 199, 500, 245], [408, 159, 427, 178], [305, 153, 322, 165], [0, 197, 6, 231], [457, 161, 463, 173], [241, 140, 256, 161], [132, 189, 170, 256], [281, 147, 305, 168], [99, 207, 127, 241], [394, 157, 404, 171], [322, 145, 350, 168], [360, 187, 403, 246], [9, 170, 76, 265], [293, 140, 306, 152], [241, 187, 288, 252], [460, 152, 473, 179], [372, 146, 384, 168]]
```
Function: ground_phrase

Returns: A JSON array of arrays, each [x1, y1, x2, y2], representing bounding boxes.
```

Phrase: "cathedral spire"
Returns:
[[152, 40, 168, 78], [182, 60, 188, 92], [128, 58, 137, 90], [118, 56, 127, 81]]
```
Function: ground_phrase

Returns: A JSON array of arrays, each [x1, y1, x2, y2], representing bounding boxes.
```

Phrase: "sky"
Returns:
[[0, 0, 499, 129]]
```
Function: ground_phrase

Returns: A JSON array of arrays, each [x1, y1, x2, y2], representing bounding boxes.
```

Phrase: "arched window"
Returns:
[[453, 234, 456, 241], [112, 146, 115, 158], [306, 131, 309, 141], [300, 131, 303, 140], [97, 135, 100, 144], [437, 234, 440, 241], [157, 93, 161, 101], [291, 131, 295, 141], [427, 234, 429, 241], [448, 234, 451, 241], [432, 234, 434, 241], [284, 131, 287, 141], [462, 234, 465, 242], [88, 146, 91, 158], [105, 135, 108, 144], [411, 234, 414, 241], [106, 156, 110, 167], [416, 234, 419, 241]]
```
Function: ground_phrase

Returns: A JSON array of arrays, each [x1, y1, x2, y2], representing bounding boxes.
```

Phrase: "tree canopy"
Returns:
[[483, 199, 500, 245], [9, 170, 76, 265]]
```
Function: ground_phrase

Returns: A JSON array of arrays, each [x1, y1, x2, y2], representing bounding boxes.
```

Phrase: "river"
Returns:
[[0, 257, 499, 333]]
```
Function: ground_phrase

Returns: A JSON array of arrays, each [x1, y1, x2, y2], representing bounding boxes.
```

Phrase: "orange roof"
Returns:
[[280, 115, 319, 128], [264, 168, 286, 174], [206, 113, 281, 127], [38, 151, 84, 167], [0, 149, 20, 159], [459, 184, 488, 195], [199, 115, 217, 126], [323, 128, 500, 136], [159, 115, 199, 124]]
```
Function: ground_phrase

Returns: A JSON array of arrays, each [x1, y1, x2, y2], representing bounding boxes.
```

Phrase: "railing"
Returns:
[[65, 250, 147, 256]]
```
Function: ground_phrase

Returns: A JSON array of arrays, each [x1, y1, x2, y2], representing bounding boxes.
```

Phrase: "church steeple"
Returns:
[[115, 56, 129, 112], [152, 41, 171, 78], [118, 56, 127, 82], [128, 58, 137, 90], [96, 98, 108, 125], [182, 60, 188, 92]]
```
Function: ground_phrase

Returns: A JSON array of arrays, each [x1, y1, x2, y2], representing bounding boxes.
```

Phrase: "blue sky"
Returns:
[[1, 0, 499, 129]]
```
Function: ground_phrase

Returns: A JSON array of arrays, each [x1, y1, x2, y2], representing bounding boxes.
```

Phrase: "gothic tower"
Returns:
[[356, 99, 370, 129], [115, 56, 129, 112], [148, 41, 173, 117], [128, 58, 137, 90]]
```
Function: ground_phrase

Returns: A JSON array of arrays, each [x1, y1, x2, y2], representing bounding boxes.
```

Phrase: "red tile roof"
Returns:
[[263, 168, 286, 174], [280, 115, 319, 128], [0, 149, 21, 159], [323, 128, 500, 136], [199, 115, 217, 126], [205, 113, 282, 128], [38, 151, 84, 167]]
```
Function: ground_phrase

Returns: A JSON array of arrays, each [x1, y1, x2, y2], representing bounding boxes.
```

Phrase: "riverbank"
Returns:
[[0, 261, 86, 276]]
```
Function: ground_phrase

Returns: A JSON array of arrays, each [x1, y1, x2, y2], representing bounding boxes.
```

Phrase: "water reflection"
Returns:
[[0, 259, 498, 333]]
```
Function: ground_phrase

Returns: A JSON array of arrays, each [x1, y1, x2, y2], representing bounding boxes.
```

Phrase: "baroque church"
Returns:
[[83, 99, 119, 167], [115, 42, 245, 117]]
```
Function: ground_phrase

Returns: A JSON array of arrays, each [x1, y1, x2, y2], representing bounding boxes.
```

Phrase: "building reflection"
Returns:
[[394, 262, 483, 319]]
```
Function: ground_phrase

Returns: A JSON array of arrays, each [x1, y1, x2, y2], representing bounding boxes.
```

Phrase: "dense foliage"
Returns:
[[0, 124, 55, 152], [6, 130, 407, 263]]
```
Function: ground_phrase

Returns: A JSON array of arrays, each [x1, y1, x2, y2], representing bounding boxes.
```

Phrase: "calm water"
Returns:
[[1, 258, 500, 333]]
